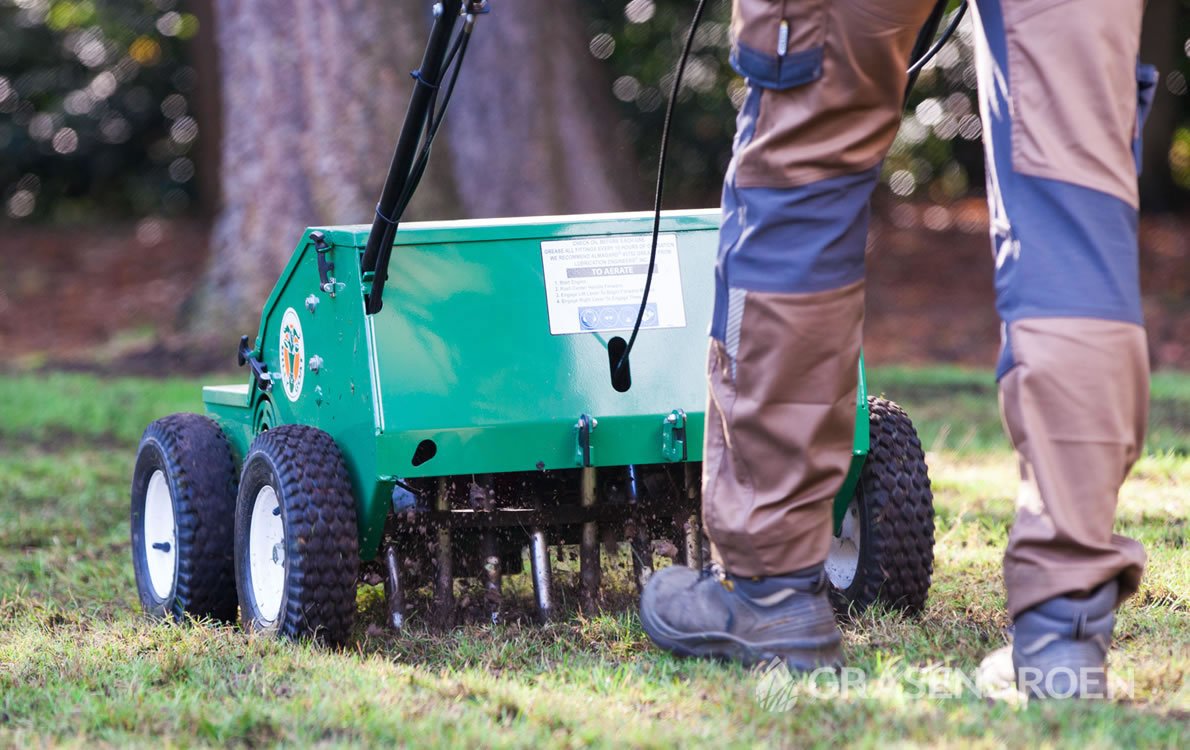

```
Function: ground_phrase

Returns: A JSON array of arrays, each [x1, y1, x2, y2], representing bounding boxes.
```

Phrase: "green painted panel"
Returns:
[[204, 400, 253, 465], [202, 384, 249, 407], [204, 229, 387, 558], [833, 356, 871, 533], [368, 216, 718, 478], [202, 209, 872, 560], [314, 209, 721, 250]]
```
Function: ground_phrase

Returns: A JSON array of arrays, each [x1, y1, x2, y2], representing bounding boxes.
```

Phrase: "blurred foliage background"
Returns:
[[0, 0, 202, 222], [589, 0, 1190, 208], [2, 0, 1189, 222]]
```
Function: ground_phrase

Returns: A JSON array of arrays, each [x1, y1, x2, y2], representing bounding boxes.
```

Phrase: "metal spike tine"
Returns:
[[683, 463, 704, 570], [432, 477, 455, 628], [579, 467, 600, 612], [627, 466, 653, 595], [474, 474, 502, 625], [631, 529, 654, 594], [383, 544, 406, 630], [683, 513, 704, 571], [481, 532, 502, 625], [529, 528, 553, 622]]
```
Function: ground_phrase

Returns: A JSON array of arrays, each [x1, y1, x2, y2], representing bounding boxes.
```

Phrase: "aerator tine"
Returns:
[[529, 529, 554, 622], [432, 477, 455, 628], [579, 466, 601, 613], [472, 476, 504, 624], [383, 544, 407, 630], [626, 466, 655, 595]]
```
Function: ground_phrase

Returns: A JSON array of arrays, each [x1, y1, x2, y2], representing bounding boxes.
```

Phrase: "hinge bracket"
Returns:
[[310, 231, 338, 296], [238, 335, 272, 392], [661, 409, 687, 462], [574, 414, 597, 467]]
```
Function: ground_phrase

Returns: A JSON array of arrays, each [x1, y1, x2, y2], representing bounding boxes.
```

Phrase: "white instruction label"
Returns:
[[541, 234, 686, 336]]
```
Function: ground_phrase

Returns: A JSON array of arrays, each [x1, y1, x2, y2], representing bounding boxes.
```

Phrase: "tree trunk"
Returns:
[[189, 0, 641, 333], [444, 4, 644, 218], [185, 0, 223, 219]]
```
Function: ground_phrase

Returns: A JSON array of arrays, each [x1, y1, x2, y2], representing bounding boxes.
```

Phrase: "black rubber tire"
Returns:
[[234, 425, 358, 644], [829, 397, 935, 616], [131, 413, 238, 622]]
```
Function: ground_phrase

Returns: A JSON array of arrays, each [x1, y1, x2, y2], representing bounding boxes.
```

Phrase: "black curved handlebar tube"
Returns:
[[362, 1, 464, 315], [905, 0, 958, 100]]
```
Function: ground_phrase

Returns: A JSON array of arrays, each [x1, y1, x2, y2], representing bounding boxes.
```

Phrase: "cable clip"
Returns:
[[374, 203, 399, 226], [409, 69, 440, 90]]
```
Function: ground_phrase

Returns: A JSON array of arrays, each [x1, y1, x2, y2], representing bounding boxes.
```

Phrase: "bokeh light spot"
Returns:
[[7, 190, 36, 219], [589, 33, 615, 60], [161, 93, 187, 119], [168, 157, 194, 183], [52, 128, 79, 154], [29, 113, 56, 141], [888, 169, 917, 197], [612, 76, 641, 103], [169, 116, 198, 144], [156, 11, 182, 36], [915, 98, 943, 127], [1167, 71, 1187, 97], [89, 71, 118, 99], [624, 0, 656, 25], [129, 36, 162, 66], [136, 218, 165, 246]]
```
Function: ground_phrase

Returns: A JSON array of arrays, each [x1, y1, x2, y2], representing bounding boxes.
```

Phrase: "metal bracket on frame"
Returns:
[[574, 414, 597, 467], [237, 335, 272, 392], [310, 231, 338, 296], [661, 409, 687, 462]]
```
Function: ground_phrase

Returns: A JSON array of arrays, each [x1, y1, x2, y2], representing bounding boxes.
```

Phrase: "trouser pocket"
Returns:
[[730, 0, 826, 89]]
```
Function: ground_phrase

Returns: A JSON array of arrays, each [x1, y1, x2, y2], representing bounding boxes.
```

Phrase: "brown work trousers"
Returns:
[[704, 0, 1150, 617]]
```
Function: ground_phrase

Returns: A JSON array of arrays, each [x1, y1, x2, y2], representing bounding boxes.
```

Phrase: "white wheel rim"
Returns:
[[143, 469, 178, 600], [825, 500, 861, 590], [248, 485, 286, 622]]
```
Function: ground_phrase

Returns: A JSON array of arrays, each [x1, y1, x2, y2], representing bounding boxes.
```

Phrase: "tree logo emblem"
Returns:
[[278, 307, 305, 402]]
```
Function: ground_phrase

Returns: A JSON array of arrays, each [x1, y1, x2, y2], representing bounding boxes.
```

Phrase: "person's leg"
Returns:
[[970, 0, 1152, 697], [706, 0, 939, 580], [641, 0, 936, 667]]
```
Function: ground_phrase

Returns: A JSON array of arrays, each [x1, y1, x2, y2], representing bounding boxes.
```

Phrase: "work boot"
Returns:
[[639, 563, 843, 670], [978, 580, 1118, 700]]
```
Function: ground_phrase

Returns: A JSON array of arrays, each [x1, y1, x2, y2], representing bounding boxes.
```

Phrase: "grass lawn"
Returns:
[[1, 367, 1186, 747]]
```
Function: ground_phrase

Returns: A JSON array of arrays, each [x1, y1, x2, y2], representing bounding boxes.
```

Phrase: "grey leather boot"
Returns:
[[639, 563, 843, 670], [1012, 579, 1118, 699], [979, 579, 1118, 700]]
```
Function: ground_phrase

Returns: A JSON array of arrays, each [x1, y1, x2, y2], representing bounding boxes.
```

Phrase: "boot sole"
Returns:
[[640, 604, 843, 671]]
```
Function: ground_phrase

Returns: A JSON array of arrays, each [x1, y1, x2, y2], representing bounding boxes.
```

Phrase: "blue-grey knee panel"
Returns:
[[993, 176, 1142, 326], [711, 164, 877, 340], [976, 0, 1143, 378]]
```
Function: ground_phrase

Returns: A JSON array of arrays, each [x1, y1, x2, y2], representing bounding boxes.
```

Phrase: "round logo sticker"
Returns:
[[278, 307, 305, 402]]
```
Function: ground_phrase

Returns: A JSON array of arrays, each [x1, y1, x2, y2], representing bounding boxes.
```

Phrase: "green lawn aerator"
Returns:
[[130, 1, 935, 643]]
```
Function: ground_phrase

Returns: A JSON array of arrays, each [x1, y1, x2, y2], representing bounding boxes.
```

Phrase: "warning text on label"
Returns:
[[540, 234, 687, 336]]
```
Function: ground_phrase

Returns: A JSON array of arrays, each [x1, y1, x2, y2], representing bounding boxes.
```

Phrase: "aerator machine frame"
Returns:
[[130, 1, 935, 643]]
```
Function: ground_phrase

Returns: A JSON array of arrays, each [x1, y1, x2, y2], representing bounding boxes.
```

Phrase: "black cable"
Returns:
[[361, 0, 463, 284], [618, 0, 966, 379], [365, 15, 473, 314], [615, 0, 709, 377], [421, 28, 467, 144], [396, 27, 472, 216], [906, 1, 968, 93]]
